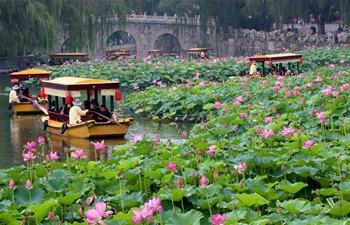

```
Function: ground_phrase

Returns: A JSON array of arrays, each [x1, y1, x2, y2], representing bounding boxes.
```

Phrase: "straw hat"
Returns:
[[13, 85, 20, 90], [72, 98, 82, 106]]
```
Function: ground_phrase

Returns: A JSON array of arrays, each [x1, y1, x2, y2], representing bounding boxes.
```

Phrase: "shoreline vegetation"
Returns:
[[2, 45, 350, 224]]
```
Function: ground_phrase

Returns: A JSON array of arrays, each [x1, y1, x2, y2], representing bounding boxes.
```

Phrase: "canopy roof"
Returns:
[[249, 53, 302, 64], [10, 69, 52, 85], [188, 48, 210, 52], [42, 76, 120, 97], [49, 53, 88, 59], [148, 49, 163, 53]]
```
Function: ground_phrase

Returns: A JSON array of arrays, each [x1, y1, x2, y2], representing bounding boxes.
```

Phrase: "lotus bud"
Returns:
[[343, 173, 346, 179], [9, 179, 15, 189], [25, 179, 33, 190], [232, 202, 237, 209], [281, 164, 286, 170], [48, 211, 55, 220], [176, 178, 182, 187], [214, 172, 219, 180], [86, 195, 96, 205], [78, 204, 84, 216], [315, 189, 320, 195], [239, 180, 244, 188]]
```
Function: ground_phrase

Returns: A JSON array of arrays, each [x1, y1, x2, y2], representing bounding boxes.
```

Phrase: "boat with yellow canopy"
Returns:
[[40, 76, 133, 139], [9, 69, 51, 114]]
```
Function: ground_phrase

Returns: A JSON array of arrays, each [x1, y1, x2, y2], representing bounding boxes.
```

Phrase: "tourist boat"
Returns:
[[40, 76, 133, 138], [148, 49, 163, 57], [9, 69, 51, 114], [49, 52, 89, 65], [188, 47, 210, 59], [249, 53, 303, 75]]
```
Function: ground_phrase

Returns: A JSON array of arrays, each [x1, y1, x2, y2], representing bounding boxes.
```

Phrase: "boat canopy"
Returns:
[[42, 76, 120, 98], [249, 53, 302, 64], [10, 69, 52, 85]]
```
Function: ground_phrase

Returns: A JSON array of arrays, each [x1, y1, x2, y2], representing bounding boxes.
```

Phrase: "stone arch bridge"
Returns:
[[57, 13, 216, 58]]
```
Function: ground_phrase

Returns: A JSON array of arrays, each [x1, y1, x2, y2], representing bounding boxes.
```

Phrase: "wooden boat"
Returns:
[[148, 49, 163, 57], [249, 53, 303, 75], [49, 52, 89, 65], [9, 69, 52, 114], [188, 47, 210, 59], [40, 76, 133, 138]]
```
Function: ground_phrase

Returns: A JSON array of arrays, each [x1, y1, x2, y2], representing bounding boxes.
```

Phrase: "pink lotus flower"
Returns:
[[235, 95, 244, 103], [212, 214, 226, 225], [262, 80, 268, 85], [340, 59, 345, 64], [320, 86, 332, 96], [214, 172, 219, 180], [92, 140, 105, 151], [305, 83, 313, 89], [314, 76, 323, 82], [234, 162, 248, 174], [38, 136, 45, 144], [303, 140, 314, 149], [84, 202, 113, 225], [134, 86, 139, 90], [45, 152, 59, 162], [147, 197, 163, 213], [168, 162, 177, 172], [273, 85, 281, 91], [207, 145, 217, 156], [71, 149, 87, 160], [214, 101, 221, 109], [155, 135, 160, 143], [133, 135, 143, 143], [22, 151, 36, 162], [285, 91, 291, 98], [280, 126, 295, 137], [182, 131, 187, 138], [316, 112, 326, 124], [132, 204, 154, 224], [261, 129, 274, 139], [199, 174, 209, 187], [264, 117, 273, 123], [25, 141, 37, 152], [239, 113, 247, 119], [26, 179, 33, 190], [341, 83, 350, 92]]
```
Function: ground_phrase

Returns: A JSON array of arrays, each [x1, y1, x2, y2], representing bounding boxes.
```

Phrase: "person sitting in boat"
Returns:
[[97, 105, 111, 122], [48, 100, 56, 112], [69, 99, 88, 124], [98, 105, 118, 123], [90, 101, 102, 121], [23, 88, 31, 99], [9, 85, 20, 104], [18, 88, 28, 102]]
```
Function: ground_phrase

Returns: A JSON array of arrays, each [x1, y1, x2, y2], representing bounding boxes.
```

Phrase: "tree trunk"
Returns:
[[317, 13, 326, 34]]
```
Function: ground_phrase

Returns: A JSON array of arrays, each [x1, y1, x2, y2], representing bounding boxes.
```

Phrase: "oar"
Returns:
[[88, 110, 135, 136], [21, 96, 48, 115]]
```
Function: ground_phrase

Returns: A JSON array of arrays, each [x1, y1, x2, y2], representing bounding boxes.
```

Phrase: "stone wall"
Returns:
[[216, 28, 350, 57]]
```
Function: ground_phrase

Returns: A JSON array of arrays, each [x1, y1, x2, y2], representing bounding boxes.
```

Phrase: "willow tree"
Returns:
[[0, 0, 59, 56]]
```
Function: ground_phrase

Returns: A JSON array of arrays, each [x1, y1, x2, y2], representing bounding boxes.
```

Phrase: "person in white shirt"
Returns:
[[9, 85, 20, 104], [249, 61, 257, 77], [69, 99, 88, 124]]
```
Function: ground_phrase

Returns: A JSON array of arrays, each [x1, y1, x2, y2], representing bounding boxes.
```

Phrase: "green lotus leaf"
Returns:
[[287, 213, 327, 225], [111, 211, 134, 224], [249, 219, 270, 225], [70, 182, 91, 195], [290, 166, 318, 177], [167, 209, 203, 225], [328, 200, 350, 216], [29, 200, 57, 222], [57, 193, 82, 205], [122, 192, 142, 208], [254, 156, 278, 168], [235, 193, 269, 207], [145, 168, 163, 180], [100, 171, 117, 180], [112, 143, 131, 156], [51, 169, 69, 179], [275, 180, 308, 194], [44, 178, 68, 193], [133, 142, 154, 154], [319, 188, 336, 196], [123, 167, 140, 180], [0, 212, 21, 225], [197, 184, 217, 196], [14, 185, 45, 205], [278, 199, 312, 214]]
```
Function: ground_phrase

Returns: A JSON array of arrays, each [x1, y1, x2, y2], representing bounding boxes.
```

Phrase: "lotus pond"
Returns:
[[2, 46, 350, 224]]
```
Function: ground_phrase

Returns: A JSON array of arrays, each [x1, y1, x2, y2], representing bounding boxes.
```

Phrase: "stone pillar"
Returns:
[[282, 33, 285, 42], [299, 34, 302, 43], [316, 33, 319, 44]]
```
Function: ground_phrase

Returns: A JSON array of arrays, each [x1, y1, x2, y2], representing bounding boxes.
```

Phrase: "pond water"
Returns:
[[0, 76, 191, 169]]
